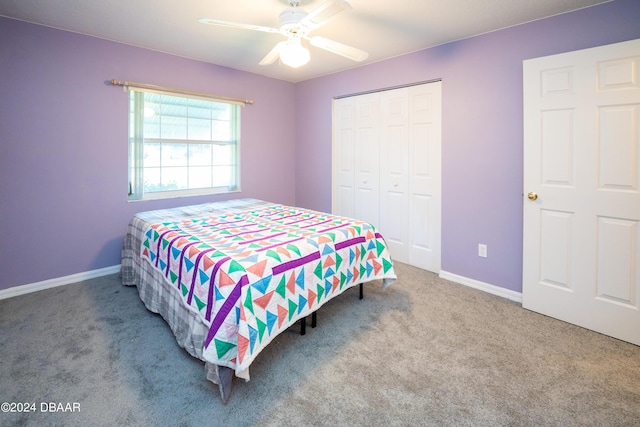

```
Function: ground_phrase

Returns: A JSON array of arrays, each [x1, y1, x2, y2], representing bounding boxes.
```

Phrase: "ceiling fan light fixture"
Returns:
[[279, 38, 310, 68]]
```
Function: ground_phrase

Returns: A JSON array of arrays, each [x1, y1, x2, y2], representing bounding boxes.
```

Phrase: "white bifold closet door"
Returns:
[[332, 81, 442, 273]]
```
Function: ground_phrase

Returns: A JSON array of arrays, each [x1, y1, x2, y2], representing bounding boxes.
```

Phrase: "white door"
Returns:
[[379, 87, 410, 262], [379, 83, 442, 271], [523, 39, 640, 345], [353, 93, 381, 228], [408, 82, 442, 272], [333, 96, 356, 218]]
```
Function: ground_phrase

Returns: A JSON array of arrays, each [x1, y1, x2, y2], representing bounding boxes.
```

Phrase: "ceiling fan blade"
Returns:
[[301, 0, 352, 29], [309, 36, 368, 62], [198, 18, 280, 34], [259, 41, 288, 65]]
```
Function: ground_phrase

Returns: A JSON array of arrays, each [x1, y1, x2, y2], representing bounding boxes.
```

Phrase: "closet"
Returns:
[[332, 81, 442, 272]]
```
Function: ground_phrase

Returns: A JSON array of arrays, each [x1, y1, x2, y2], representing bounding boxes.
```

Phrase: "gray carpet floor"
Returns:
[[1, 262, 639, 427]]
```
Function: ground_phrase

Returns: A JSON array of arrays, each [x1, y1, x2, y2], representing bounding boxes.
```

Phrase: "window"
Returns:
[[128, 89, 240, 201]]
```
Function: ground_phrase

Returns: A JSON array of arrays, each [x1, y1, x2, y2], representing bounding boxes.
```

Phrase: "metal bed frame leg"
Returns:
[[300, 284, 362, 335], [300, 312, 318, 335]]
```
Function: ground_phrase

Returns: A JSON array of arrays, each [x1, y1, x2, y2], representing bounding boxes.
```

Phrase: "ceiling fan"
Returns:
[[198, 0, 368, 68]]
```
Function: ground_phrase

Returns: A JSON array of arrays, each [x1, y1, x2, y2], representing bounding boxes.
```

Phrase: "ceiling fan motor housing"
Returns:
[[279, 7, 309, 35]]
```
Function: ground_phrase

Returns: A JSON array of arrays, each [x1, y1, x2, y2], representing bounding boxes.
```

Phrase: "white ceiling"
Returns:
[[0, 0, 610, 82]]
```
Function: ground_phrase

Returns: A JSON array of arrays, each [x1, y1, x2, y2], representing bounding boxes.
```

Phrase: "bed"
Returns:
[[121, 198, 396, 402]]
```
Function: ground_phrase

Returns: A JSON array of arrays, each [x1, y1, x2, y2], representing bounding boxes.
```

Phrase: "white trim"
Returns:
[[0, 265, 121, 301], [439, 270, 522, 303]]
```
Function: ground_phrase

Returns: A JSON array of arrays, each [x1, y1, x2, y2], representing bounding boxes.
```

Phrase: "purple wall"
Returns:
[[0, 18, 296, 290], [294, 0, 640, 292]]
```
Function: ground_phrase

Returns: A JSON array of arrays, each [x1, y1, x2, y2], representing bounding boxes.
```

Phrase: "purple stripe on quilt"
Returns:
[[163, 234, 188, 273], [205, 274, 249, 348], [176, 241, 199, 289], [187, 247, 217, 305], [206, 256, 231, 321], [335, 236, 367, 250], [155, 229, 176, 267], [271, 251, 321, 276]]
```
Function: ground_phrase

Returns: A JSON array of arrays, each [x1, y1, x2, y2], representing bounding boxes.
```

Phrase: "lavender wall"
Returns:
[[0, 18, 296, 290], [294, 0, 640, 292]]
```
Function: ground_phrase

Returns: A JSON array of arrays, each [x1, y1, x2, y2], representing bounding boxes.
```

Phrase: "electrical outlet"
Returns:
[[478, 244, 488, 258]]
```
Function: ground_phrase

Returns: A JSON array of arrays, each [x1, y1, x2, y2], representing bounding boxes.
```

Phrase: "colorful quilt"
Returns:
[[140, 202, 396, 378]]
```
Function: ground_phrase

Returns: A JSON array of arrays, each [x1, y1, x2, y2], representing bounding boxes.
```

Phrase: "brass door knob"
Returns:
[[527, 192, 538, 201]]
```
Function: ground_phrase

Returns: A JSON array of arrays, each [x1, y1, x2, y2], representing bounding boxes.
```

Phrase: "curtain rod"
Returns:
[[109, 79, 254, 106]]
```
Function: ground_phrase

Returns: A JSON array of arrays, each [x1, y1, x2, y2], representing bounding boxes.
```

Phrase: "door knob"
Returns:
[[527, 192, 538, 201]]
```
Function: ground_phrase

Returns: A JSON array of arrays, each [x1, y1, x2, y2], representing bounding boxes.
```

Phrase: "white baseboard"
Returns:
[[0, 265, 121, 301], [439, 270, 522, 303]]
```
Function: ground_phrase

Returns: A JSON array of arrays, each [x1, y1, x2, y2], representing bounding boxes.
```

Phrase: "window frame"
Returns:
[[127, 88, 241, 202]]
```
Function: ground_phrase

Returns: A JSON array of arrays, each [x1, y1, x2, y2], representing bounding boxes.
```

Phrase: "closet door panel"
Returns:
[[332, 97, 355, 217], [354, 93, 380, 227], [379, 88, 410, 262]]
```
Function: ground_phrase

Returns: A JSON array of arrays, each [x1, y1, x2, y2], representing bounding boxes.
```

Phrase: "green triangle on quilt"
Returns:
[[198, 242, 211, 249], [214, 338, 237, 359], [276, 276, 286, 299], [352, 225, 361, 235], [360, 244, 367, 260], [169, 271, 178, 284], [244, 287, 254, 314], [340, 272, 347, 288], [314, 262, 323, 279], [162, 239, 169, 250], [376, 240, 386, 256], [288, 299, 297, 321], [143, 239, 151, 249], [256, 318, 267, 342], [383, 258, 393, 273], [360, 264, 366, 278], [266, 249, 282, 262], [336, 253, 343, 270], [287, 244, 302, 257], [194, 295, 206, 311], [180, 283, 188, 297], [228, 260, 246, 274], [317, 283, 325, 302], [266, 311, 278, 335]]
